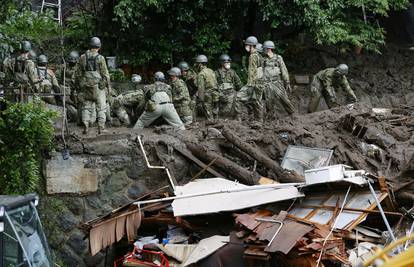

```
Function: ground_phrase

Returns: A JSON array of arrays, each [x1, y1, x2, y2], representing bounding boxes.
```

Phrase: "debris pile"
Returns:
[[78, 102, 414, 266]]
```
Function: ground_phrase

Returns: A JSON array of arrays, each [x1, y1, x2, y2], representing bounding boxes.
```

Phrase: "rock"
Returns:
[[84, 251, 105, 267], [103, 170, 130, 193], [58, 211, 79, 232], [45, 154, 99, 194], [127, 181, 148, 199], [83, 139, 134, 155], [59, 245, 82, 267], [63, 196, 84, 216], [67, 230, 88, 255], [126, 157, 146, 179], [111, 194, 131, 207]]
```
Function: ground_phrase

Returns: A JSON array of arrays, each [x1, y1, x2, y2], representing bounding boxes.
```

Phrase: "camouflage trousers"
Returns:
[[81, 88, 106, 128], [263, 80, 295, 115], [133, 103, 185, 130], [175, 102, 193, 125], [308, 77, 339, 113], [234, 85, 263, 120], [219, 88, 236, 118], [197, 93, 219, 121]]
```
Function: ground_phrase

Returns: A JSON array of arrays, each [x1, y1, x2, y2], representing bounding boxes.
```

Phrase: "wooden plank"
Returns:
[[173, 146, 225, 178]]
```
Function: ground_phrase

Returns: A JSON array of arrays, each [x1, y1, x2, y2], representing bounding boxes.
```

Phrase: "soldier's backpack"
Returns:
[[13, 57, 29, 84], [37, 67, 52, 93], [80, 52, 102, 100]]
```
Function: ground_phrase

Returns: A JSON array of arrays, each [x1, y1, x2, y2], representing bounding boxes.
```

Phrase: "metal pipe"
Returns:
[[255, 218, 284, 247], [137, 135, 176, 191]]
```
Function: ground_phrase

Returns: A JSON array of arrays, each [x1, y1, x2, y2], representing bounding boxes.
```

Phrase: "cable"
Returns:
[[316, 185, 352, 267]]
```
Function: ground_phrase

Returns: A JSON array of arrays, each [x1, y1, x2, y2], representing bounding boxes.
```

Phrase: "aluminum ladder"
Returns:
[[40, 0, 62, 25]]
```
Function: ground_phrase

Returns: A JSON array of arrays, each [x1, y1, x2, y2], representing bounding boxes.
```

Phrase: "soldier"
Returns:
[[178, 61, 197, 120], [56, 51, 80, 122], [35, 54, 61, 105], [308, 64, 357, 113], [261, 40, 295, 116], [3, 40, 38, 102], [168, 67, 193, 125], [76, 37, 111, 134], [133, 72, 185, 130], [234, 36, 263, 121], [215, 54, 242, 117], [194, 54, 219, 121], [112, 74, 145, 125]]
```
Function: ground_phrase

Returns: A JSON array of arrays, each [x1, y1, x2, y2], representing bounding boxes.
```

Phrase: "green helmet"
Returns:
[[195, 54, 208, 63], [244, 36, 258, 46], [219, 54, 231, 63], [37, 54, 48, 65], [336, 64, 349, 75], [68, 51, 79, 63], [154, 71, 165, 81], [263, 40, 275, 49], [28, 50, 37, 61], [20, 40, 32, 52], [178, 61, 189, 71], [131, 74, 142, 83], [167, 67, 181, 77], [256, 43, 263, 53], [90, 37, 101, 48]]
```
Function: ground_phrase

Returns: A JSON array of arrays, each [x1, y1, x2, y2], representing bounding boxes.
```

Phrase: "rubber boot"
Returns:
[[82, 123, 89, 135], [98, 125, 108, 134]]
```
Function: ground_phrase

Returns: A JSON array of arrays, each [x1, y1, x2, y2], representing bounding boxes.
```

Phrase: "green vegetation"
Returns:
[[0, 102, 57, 195]]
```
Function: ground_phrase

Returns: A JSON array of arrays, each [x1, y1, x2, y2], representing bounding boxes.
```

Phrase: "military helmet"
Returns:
[[28, 50, 37, 61], [20, 40, 32, 52], [263, 40, 275, 49], [336, 64, 349, 75], [154, 71, 165, 81], [131, 74, 142, 83], [244, 36, 258, 46], [256, 43, 263, 53], [90, 37, 101, 48], [195, 54, 208, 63], [37, 54, 48, 65], [178, 61, 190, 71], [68, 51, 80, 63], [219, 54, 231, 63], [167, 67, 181, 77]]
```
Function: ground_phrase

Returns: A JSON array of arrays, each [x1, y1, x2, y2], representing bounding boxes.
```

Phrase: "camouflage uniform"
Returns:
[[195, 66, 220, 120], [170, 78, 192, 124], [215, 68, 242, 117], [133, 81, 185, 130], [76, 50, 111, 129], [182, 68, 197, 118], [234, 51, 263, 120], [308, 68, 357, 113], [112, 85, 145, 125], [56, 64, 79, 121], [36, 66, 61, 105], [262, 54, 295, 115], [3, 55, 38, 102], [0, 41, 13, 93]]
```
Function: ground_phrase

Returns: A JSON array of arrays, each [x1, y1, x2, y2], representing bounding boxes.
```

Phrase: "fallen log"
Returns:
[[221, 126, 304, 183], [185, 142, 259, 185]]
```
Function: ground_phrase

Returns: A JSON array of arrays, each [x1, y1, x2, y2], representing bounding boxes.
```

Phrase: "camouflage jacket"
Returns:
[[247, 51, 262, 86], [315, 68, 357, 100], [215, 68, 242, 92], [182, 68, 197, 96], [36, 66, 61, 93], [3, 55, 37, 87], [113, 86, 145, 109], [144, 81, 172, 103], [262, 54, 290, 85], [170, 78, 191, 107], [196, 66, 219, 99], [56, 64, 77, 90], [76, 50, 111, 91]]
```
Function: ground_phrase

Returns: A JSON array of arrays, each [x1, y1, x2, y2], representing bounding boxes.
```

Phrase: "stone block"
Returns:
[[45, 154, 98, 194]]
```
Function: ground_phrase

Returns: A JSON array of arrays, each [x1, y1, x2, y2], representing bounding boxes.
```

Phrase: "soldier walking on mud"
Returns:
[[234, 36, 263, 121], [133, 72, 185, 130], [194, 54, 220, 121], [76, 37, 111, 134], [308, 64, 357, 113], [215, 54, 242, 118], [168, 67, 193, 125], [261, 40, 295, 116]]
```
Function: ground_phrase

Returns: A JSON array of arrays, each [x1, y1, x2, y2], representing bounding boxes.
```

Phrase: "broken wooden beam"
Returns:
[[185, 142, 260, 185], [221, 126, 304, 183], [173, 145, 225, 178]]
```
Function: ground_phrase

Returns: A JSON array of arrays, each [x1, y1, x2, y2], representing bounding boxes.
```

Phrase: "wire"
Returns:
[[316, 185, 352, 267]]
